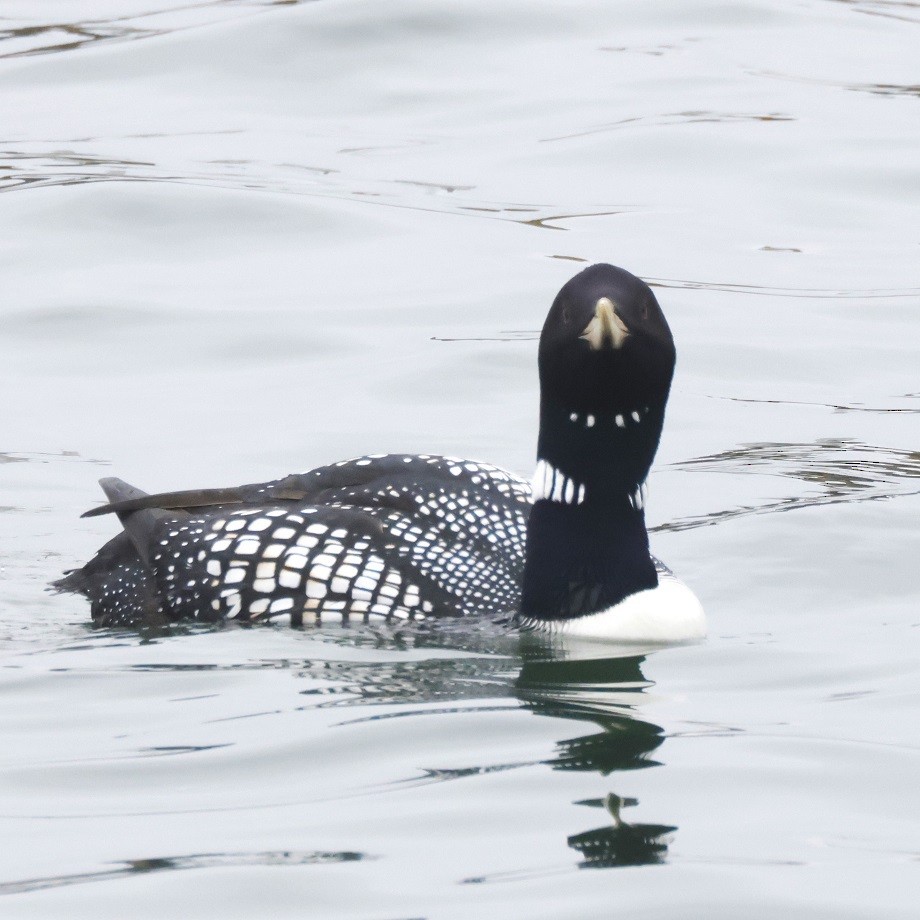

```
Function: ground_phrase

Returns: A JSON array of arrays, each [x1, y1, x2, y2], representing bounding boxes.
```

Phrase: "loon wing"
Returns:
[[82, 455, 531, 520], [86, 487, 247, 518], [78, 463, 408, 519], [67, 457, 533, 626]]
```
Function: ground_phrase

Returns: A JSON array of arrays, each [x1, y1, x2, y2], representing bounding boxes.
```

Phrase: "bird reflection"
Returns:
[[294, 626, 680, 869], [117, 620, 680, 871], [515, 645, 675, 867], [516, 650, 663, 773], [568, 793, 675, 868]]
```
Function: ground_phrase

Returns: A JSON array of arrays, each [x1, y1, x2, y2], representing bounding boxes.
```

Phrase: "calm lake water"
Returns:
[[1, 1, 918, 917]]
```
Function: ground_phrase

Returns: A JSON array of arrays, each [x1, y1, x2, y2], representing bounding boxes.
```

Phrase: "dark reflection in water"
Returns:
[[647, 276, 920, 300], [0, 21, 157, 60], [275, 630, 677, 870], [568, 794, 675, 868], [56, 627, 680, 873], [0, 1, 307, 61], [827, 0, 920, 26], [0, 149, 159, 193], [658, 438, 920, 533], [516, 652, 659, 770], [759, 66, 920, 97], [848, 81, 920, 98], [598, 38, 701, 57], [135, 743, 233, 757], [717, 395, 920, 416], [541, 110, 795, 143], [431, 330, 538, 343], [516, 650, 674, 868], [0, 145, 635, 235], [0, 449, 105, 465], [0, 849, 366, 897]]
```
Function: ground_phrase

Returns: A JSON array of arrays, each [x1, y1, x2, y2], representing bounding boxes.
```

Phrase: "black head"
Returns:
[[534, 265, 676, 497], [539, 264, 675, 417]]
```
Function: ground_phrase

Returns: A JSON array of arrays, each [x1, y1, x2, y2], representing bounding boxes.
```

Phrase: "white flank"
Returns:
[[527, 575, 706, 643]]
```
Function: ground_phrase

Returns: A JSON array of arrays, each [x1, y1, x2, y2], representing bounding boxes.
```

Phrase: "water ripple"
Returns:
[[0, 20, 157, 60], [0, 849, 367, 897], [757, 67, 920, 99], [0, 144, 641, 233], [541, 111, 795, 143], [715, 395, 920, 415], [647, 276, 920, 300], [0, 0, 300, 61], [827, 0, 920, 25], [657, 438, 920, 532]]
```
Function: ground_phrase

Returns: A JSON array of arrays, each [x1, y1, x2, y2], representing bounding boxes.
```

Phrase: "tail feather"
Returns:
[[98, 477, 150, 507], [98, 477, 187, 571]]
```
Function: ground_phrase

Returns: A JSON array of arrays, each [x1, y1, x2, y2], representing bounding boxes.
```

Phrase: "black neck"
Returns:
[[519, 398, 665, 622], [537, 398, 664, 494]]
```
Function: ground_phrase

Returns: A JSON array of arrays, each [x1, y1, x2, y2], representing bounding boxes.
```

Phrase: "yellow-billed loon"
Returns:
[[55, 264, 705, 642]]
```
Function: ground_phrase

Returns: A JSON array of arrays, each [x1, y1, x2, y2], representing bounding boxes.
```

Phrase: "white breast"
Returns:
[[529, 575, 706, 644]]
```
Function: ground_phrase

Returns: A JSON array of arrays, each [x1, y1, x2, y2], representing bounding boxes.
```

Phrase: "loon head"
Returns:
[[535, 264, 675, 500], [539, 263, 674, 413]]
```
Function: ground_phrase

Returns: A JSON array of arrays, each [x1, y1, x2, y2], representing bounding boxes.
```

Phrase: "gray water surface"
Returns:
[[1, 1, 918, 917]]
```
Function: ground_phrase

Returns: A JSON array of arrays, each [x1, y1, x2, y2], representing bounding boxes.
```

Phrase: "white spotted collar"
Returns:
[[531, 458, 646, 510], [567, 406, 649, 430]]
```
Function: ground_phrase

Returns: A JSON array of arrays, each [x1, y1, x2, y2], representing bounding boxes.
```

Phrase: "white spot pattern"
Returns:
[[138, 454, 532, 626]]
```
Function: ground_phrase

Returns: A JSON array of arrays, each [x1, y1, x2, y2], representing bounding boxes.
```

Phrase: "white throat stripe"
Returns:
[[532, 460, 647, 510], [532, 459, 585, 506]]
